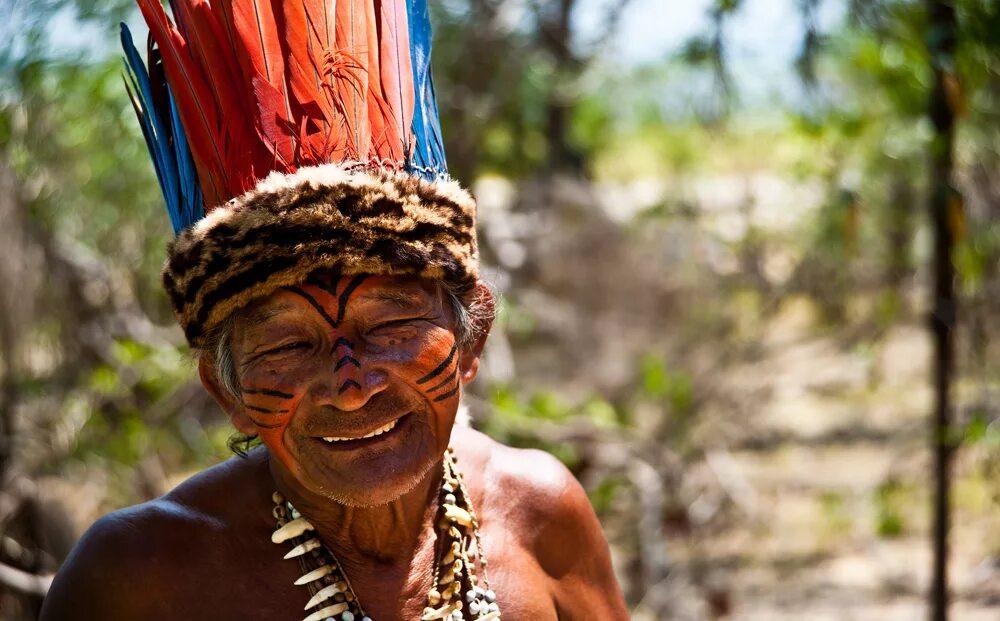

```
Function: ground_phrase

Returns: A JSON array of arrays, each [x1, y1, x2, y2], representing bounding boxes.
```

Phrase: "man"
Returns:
[[40, 273, 628, 619], [40, 0, 628, 619]]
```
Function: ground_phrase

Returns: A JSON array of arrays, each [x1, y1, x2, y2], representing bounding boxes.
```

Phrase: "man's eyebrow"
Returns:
[[358, 290, 428, 310], [242, 303, 295, 324]]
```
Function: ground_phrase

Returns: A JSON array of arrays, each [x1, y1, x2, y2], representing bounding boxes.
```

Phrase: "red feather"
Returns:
[[279, 1, 337, 164], [335, 0, 381, 160], [137, 0, 421, 207], [137, 0, 227, 207], [169, 0, 259, 196], [231, 0, 296, 166], [205, 0, 278, 188], [375, 0, 414, 163]]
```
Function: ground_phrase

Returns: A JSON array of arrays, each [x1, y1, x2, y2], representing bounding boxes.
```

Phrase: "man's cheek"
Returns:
[[238, 377, 301, 458], [257, 417, 294, 465], [411, 339, 461, 404], [249, 395, 300, 467]]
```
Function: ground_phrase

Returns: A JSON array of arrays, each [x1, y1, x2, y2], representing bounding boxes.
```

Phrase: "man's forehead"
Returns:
[[242, 274, 438, 319], [329, 274, 439, 304]]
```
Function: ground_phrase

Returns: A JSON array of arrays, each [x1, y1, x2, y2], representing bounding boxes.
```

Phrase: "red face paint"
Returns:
[[231, 274, 464, 504]]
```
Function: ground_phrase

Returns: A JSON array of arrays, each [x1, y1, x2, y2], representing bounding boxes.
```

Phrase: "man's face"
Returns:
[[222, 274, 478, 506]]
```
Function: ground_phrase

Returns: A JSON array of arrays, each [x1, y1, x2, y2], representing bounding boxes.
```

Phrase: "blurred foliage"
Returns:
[[1, 0, 1000, 619], [873, 478, 910, 538]]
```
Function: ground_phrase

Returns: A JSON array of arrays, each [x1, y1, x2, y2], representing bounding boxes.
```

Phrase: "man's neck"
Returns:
[[268, 453, 443, 569]]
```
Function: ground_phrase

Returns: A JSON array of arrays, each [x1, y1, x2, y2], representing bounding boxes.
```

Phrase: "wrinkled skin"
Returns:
[[40, 275, 629, 621], [228, 275, 468, 509]]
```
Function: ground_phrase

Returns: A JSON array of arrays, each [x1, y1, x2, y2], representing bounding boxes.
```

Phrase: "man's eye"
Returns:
[[366, 318, 425, 341], [263, 341, 308, 355], [370, 319, 415, 331]]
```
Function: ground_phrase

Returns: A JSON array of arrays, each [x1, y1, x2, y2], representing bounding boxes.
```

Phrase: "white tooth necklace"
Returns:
[[271, 447, 502, 621]]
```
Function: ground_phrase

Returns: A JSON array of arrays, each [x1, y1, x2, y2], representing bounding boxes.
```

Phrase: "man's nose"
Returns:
[[323, 337, 387, 411]]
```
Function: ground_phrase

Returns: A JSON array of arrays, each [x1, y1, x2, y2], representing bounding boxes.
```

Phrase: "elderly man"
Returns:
[[39, 0, 628, 620]]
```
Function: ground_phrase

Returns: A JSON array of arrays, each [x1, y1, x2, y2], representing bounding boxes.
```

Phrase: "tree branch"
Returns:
[[0, 560, 52, 598]]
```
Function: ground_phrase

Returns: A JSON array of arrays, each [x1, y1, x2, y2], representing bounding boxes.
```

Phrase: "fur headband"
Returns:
[[162, 164, 478, 348]]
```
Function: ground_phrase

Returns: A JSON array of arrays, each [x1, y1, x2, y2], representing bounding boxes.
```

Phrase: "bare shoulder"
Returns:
[[462, 430, 598, 565], [452, 426, 579, 520], [452, 427, 629, 619], [38, 495, 198, 619], [462, 429, 580, 506], [39, 451, 270, 621]]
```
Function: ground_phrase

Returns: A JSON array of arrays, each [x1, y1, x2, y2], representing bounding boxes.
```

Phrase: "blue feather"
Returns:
[[405, 0, 448, 180], [122, 59, 170, 209], [168, 92, 203, 229], [120, 22, 204, 234]]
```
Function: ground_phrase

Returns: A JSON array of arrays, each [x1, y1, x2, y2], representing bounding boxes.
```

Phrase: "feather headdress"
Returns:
[[122, 0, 475, 347]]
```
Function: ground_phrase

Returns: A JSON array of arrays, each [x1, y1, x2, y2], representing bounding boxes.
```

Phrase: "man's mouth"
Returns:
[[311, 413, 413, 450], [321, 417, 399, 443]]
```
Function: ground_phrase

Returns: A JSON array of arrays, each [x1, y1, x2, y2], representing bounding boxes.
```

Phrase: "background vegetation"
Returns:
[[1, 0, 999, 619]]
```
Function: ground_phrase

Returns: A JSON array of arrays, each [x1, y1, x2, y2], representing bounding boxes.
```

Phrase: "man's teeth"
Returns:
[[322, 419, 398, 443]]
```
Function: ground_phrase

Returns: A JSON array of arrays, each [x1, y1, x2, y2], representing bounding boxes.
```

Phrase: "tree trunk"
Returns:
[[539, 0, 585, 174], [925, 1, 959, 620]]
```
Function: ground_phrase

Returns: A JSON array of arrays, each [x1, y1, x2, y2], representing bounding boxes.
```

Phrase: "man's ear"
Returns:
[[198, 355, 256, 436], [458, 281, 495, 385]]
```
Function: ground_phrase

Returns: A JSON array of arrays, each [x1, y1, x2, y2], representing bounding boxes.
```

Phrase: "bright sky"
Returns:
[[31, 0, 846, 102], [580, 0, 844, 65], [577, 0, 845, 104]]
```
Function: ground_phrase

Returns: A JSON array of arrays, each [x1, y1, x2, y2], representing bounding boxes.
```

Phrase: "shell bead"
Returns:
[[443, 505, 472, 527]]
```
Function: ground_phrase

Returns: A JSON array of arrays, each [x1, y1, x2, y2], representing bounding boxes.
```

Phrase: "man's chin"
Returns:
[[307, 453, 438, 507], [294, 417, 442, 506]]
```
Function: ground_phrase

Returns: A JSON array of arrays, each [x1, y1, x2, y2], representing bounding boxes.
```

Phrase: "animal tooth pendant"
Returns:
[[301, 603, 349, 621], [284, 538, 322, 559], [271, 517, 315, 543], [294, 563, 334, 585], [303, 583, 342, 609]]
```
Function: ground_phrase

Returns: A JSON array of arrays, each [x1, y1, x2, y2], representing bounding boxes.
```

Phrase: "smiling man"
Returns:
[[216, 274, 487, 509], [38, 0, 628, 620]]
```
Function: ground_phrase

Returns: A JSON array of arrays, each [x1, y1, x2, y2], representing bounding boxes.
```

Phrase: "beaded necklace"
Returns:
[[271, 448, 502, 621]]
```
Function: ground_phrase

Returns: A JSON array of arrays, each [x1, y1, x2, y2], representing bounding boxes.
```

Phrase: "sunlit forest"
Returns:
[[1, 0, 999, 619]]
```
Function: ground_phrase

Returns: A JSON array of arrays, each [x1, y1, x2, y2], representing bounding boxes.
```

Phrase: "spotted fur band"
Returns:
[[162, 164, 479, 348]]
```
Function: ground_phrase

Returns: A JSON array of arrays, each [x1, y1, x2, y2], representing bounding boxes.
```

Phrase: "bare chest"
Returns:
[[151, 523, 556, 621]]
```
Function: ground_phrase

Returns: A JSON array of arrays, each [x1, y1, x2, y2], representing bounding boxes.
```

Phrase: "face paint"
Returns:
[[416, 343, 461, 402], [239, 388, 290, 425], [230, 274, 469, 505]]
